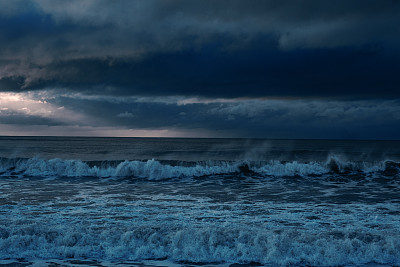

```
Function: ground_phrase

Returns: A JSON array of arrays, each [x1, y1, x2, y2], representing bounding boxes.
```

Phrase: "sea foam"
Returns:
[[0, 221, 399, 266]]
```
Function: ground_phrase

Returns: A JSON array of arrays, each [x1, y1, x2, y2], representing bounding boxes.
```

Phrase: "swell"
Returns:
[[0, 156, 398, 179]]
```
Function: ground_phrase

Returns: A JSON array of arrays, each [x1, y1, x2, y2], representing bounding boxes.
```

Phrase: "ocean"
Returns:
[[0, 137, 399, 266]]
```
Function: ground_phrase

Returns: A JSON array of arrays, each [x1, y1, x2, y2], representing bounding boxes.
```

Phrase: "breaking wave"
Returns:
[[0, 156, 398, 179], [0, 222, 399, 266]]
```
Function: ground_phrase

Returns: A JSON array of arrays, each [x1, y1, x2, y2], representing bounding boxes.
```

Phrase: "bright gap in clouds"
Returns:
[[0, 92, 84, 122]]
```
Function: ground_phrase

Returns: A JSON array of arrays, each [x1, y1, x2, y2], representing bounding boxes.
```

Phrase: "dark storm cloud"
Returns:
[[0, 112, 63, 126], [0, 0, 400, 98], [0, 76, 24, 91], [18, 44, 400, 98]]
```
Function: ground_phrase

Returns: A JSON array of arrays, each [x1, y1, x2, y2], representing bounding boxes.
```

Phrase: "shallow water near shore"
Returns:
[[0, 137, 399, 266]]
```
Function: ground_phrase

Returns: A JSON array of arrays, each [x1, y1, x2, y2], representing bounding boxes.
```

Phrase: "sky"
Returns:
[[0, 0, 399, 139]]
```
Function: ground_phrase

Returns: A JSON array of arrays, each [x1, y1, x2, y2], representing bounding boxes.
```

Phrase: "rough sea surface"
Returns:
[[0, 137, 399, 266]]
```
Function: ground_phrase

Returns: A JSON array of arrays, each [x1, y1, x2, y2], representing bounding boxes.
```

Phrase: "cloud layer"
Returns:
[[1, 91, 399, 139], [0, 1, 399, 138], [1, 0, 400, 98]]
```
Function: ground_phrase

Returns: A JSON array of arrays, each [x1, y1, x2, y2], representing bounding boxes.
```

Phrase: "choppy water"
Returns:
[[0, 137, 399, 266]]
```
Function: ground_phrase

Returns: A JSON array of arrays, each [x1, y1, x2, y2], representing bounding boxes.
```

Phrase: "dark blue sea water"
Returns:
[[0, 137, 399, 266]]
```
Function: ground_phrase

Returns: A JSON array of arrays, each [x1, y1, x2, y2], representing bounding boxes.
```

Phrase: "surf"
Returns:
[[0, 156, 398, 180]]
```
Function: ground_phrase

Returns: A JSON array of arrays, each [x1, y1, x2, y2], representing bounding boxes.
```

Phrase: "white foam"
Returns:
[[0, 222, 399, 266], [253, 160, 328, 176]]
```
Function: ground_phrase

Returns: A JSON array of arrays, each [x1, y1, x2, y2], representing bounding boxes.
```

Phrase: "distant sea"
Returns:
[[0, 136, 399, 266]]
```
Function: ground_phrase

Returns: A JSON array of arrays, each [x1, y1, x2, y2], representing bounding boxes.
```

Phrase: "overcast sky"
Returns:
[[0, 0, 399, 139]]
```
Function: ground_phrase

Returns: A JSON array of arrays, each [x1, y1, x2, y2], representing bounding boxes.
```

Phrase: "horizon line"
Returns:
[[0, 135, 399, 142]]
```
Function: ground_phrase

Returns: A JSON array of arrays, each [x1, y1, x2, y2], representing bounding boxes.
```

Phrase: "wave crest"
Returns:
[[0, 156, 398, 179]]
